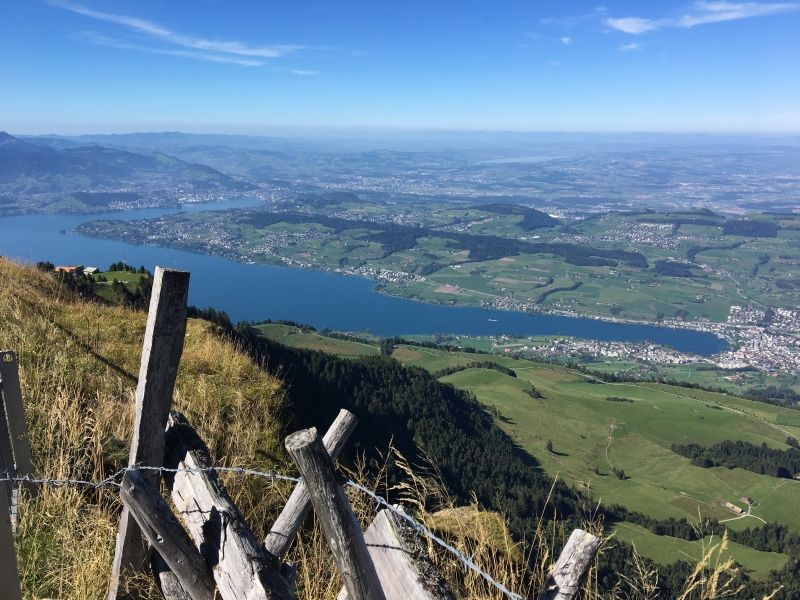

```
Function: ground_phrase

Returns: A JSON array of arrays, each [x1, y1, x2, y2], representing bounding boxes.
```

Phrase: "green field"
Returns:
[[90, 270, 149, 302], [401, 333, 800, 403], [438, 365, 800, 528], [612, 522, 789, 580], [94, 270, 146, 284], [251, 326, 800, 576]]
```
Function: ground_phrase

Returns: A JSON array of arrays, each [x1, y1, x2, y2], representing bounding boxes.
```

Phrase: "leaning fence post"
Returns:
[[120, 469, 216, 600], [0, 483, 22, 600], [285, 428, 385, 600], [539, 528, 602, 600], [109, 267, 190, 600], [265, 409, 358, 559]]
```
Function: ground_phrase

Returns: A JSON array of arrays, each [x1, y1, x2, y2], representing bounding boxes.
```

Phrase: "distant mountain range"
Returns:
[[0, 131, 254, 212]]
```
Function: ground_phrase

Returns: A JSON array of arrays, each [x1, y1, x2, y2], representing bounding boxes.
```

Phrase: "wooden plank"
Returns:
[[540, 528, 602, 600], [285, 428, 385, 600], [0, 350, 35, 498], [109, 267, 190, 600], [265, 409, 357, 559], [338, 509, 453, 600], [164, 412, 294, 600], [120, 469, 216, 600], [0, 483, 22, 600], [152, 553, 191, 600]]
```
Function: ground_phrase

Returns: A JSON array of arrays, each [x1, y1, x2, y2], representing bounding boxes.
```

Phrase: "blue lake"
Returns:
[[0, 199, 728, 355]]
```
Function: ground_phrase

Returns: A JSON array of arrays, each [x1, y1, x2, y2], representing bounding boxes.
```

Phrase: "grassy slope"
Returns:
[[437, 365, 800, 527], [1, 259, 291, 598], [428, 357, 799, 577], [257, 331, 798, 577]]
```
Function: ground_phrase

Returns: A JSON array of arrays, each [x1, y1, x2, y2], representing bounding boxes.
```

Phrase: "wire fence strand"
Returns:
[[1, 466, 526, 600]]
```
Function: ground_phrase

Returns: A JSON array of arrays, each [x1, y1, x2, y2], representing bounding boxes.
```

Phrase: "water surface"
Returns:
[[0, 200, 727, 355]]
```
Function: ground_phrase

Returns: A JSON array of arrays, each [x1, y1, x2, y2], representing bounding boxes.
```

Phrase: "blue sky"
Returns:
[[2, 1, 799, 134]]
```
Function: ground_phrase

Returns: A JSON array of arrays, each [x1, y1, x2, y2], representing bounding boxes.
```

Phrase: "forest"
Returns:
[[432, 361, 518, 378], [654, 260, 697, 277], [722, 220, 780, 237], [670, 440, 800, 478], [470, 203, 560, 230]]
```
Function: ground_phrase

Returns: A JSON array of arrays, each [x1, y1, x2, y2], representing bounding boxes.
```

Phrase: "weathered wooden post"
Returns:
[[120, 469, 216, 600], [539, 529, 602, 600], [285, 428, 385, 600], [0, 388, 16, 505], [0, 483, 22, 600], [338, 509, 453, 600], [0, 350, 35, 501], [0, 349, 36, 532], [265, 409, 358, 559], [109, 267, 190, 600]]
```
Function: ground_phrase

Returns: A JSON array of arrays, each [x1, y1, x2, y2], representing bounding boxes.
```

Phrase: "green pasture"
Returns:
[[612, 522, 789, 580], [255, 324, 379, 358]]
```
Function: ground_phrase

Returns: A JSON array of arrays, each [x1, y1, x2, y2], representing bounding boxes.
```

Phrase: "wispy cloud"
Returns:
[[606, 17, 659, 34], [290, 69, 319, 76], [73, 32, 265, 66], [560, 36, 572, 45], [606, 1, 799, 34], [49, 0, 309, 65], [618, 42, 641, 52]]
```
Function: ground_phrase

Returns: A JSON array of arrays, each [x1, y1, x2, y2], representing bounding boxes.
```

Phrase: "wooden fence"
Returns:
[[0, 266, 601, 600]]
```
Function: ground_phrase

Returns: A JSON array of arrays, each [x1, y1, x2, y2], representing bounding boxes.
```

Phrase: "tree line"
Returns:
[[432, 361, 517, 378], [671, 440, 800, 479]]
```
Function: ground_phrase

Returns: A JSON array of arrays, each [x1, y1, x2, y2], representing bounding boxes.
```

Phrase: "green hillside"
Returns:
[[437, 364, 800, 526], [254, 323, 800, 579], [613, 522, 789, 580]]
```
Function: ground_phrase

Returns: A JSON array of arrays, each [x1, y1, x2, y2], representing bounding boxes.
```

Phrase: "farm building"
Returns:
[[723, 501, 744, 514]]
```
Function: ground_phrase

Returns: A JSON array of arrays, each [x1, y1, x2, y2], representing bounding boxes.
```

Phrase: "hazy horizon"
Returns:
[[8, 128, 800, 140]]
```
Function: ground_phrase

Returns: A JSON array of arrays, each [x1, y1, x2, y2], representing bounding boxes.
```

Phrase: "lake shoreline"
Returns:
[[76, 222, 730, 345], [0, 201, 728, 355]]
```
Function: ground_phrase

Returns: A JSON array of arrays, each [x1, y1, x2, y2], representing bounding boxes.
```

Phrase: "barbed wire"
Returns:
[[1, 466, 526, 600]]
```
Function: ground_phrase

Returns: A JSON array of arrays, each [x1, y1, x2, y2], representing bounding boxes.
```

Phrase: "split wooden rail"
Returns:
[[0, 265, 602, 600]]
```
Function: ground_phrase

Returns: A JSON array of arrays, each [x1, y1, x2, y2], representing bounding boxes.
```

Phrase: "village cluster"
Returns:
[[553, 221, 683, 250]]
